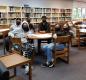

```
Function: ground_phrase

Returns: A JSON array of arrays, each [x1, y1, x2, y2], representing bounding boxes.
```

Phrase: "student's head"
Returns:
[[22, 21, 29, 32], [55, 23, 61, 31], [26, 18, 31, 24], [63, 23, 69, 31], [16, 18, 21, 26], [41, 16, 47, 22]]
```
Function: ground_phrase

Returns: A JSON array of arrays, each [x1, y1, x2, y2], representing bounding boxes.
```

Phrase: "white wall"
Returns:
[[73, 0, 86, 8], [0, 0, 73, 8]]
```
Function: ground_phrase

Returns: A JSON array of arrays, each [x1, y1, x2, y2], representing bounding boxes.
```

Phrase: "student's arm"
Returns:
[[9, 25, 15, 31], [53, 33, 57, 39]]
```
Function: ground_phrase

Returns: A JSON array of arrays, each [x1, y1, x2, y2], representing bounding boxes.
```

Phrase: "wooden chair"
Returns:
[[53, 35, 71, 65], [50, 24, 55, 33], [10, 37, 22, 54], [67, 21, 75, 46], [11, 37, 35, 64], [76, 28, 86, 49]]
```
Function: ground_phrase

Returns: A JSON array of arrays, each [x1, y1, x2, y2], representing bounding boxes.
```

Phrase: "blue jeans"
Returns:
[[42, 43, 54, 62], [42, 43, 66, 62]]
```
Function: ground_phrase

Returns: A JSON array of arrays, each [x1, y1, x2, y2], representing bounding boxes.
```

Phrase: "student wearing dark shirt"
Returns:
[[41, 23, 71, 68], [38, 16, 51, 53], [38, 16, 50, 33]]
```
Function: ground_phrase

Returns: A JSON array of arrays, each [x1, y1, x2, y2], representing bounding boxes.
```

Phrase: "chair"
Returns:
[[50, 24, 55, 33], [67, 21, 75, 46], [76, 28, 86, 49], [53, 35, 71, 65], [11, 37, 34, 63], [10, 37, 23, 54]]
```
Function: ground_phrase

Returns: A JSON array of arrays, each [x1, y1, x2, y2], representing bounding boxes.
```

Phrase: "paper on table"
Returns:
[[28, 33, 52, 38]]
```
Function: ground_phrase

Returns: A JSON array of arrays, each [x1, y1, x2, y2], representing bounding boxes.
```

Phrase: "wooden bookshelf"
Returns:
[[7, 6, 21, 24], [0, 6, 7, 24], [0, 5, 72, 25], [22, 7, 32, 21]]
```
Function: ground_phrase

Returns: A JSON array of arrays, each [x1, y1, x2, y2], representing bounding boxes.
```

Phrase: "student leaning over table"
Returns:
[[41, 24, 71, 68]]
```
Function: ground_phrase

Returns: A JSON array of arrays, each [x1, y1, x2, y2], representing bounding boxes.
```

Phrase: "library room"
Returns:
[[0, 0, 86, 80]]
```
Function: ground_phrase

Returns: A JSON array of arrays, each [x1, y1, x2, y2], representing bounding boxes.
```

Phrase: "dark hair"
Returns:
[[26, 18, 31, 23], [22, 23, 29, 32], [16, 18, 21, 21], [42, 16, 47, 19]]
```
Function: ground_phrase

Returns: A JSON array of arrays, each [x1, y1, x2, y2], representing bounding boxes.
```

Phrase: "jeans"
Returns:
[[42, 43, 66, 62], [42, 43, 54, 62]]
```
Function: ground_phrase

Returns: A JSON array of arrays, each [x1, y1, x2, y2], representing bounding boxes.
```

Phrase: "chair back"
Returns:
[[11, 37, 22, 45], [54, 35, 71, 44]]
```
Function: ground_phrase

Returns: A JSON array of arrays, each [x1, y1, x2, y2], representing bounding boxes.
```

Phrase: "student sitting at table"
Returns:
[[38, 16, 50, 33], [38, 16, 51, 46], [41, 23, 71, 68], [4, 18, 22, 52]]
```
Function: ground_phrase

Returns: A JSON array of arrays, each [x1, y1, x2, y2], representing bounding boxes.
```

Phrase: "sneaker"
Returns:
[[41, 62, 54, 68], [48, 62, 54, 68], [25, 65, 29, 74]]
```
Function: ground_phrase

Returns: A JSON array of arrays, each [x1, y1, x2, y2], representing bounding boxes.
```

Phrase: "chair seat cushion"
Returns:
[[55, 48, 68, 56], [55, 44, 66, 51]]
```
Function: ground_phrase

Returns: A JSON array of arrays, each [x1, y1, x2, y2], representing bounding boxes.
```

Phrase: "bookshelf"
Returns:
[[51, 8, 59, 24], [31, 8, 42, 24], [22, 7, 32, 21], [0, 6, 7, 24], [0, 5, 72, 25], [43, 8, 51, 23], [7, 6, 21, 24]]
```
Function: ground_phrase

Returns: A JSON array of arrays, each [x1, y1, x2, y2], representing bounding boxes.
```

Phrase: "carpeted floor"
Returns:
[[0, 44, 86, 80]]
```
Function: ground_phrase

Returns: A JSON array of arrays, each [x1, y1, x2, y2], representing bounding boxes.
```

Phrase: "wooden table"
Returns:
[[27, 33, 52, 52], [80, 29, 86, 33], [0, 28, 9, 33], [27, 33, 52, 39], [75, 24, 86, 29], [0, 53, 32, 80], [0, 28, 9, 36]]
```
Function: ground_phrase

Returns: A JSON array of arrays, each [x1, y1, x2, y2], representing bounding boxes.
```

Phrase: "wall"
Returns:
[[0, 0, 73, 8], [73, 0, 86, 8]]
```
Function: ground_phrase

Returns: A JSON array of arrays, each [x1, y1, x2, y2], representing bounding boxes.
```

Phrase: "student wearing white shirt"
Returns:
[[4, 18, 22, 52]]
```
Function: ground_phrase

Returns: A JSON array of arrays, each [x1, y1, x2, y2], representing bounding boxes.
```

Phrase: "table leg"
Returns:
[[29, 62, 32, 80], [38, 40, 41, 54], [14, 67, 16, 76]]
